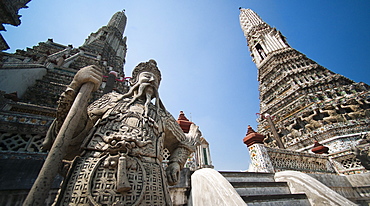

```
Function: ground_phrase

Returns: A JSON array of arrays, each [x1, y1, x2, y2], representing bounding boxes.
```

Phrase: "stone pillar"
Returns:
[[264, 114, 285, 149], [243, 126, 274, 173], [103, 71, 118, 94]]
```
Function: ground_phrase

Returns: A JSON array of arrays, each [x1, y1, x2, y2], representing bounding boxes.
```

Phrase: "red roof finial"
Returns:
[[178, 111, 189, 121], [246, 125, 256, 135], [177, 111, 193, 133], [243, 125, 265, 147]]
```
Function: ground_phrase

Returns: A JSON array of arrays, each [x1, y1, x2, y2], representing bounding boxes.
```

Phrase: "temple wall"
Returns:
[[0, 67, 47, 97]]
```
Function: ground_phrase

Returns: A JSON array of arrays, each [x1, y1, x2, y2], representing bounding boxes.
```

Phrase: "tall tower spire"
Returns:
[[239, 8, 264, 35], [240, 8, 370, 153], [81, 10, 127, 75], [107, 10, 127, 36], [240, 8, 289, 66]]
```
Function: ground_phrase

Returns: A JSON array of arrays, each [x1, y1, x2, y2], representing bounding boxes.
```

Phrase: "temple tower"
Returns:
[[1, 10, 129, 108], [81, 10, 127, 74], [240, 8, 370, 172]]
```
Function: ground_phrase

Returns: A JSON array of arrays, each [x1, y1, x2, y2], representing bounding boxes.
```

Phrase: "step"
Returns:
[[230, 182, 291, 196], [241, 194, 311, 206], [220, 171, 275, 183]]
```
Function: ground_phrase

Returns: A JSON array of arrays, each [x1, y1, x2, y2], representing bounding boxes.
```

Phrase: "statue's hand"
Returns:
[[69, 65, 103, 92], [166, 162, 180, 186], [184, 123, 201, 145]]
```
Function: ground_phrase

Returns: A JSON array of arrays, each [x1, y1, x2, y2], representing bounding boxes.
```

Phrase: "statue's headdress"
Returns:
[[130, 59, 162, 86]]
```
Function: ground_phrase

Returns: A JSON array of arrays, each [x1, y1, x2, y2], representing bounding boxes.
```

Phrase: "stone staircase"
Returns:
[[220, 171, 311, 206]]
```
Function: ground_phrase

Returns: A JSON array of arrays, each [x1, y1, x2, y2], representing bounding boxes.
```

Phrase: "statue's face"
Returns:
[[138, 72, 159, 90]]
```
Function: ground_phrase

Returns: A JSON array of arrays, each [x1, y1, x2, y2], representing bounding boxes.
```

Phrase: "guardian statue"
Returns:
[[43, 60, 199, 205]]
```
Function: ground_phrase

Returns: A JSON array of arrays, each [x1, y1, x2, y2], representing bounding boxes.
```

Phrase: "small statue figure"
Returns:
[[353, 133, 370, 170], [353, 146, 370, 170], [43, 60, 199, 205]]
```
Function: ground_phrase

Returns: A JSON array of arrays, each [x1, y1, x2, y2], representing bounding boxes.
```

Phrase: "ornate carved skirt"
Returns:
[[54, 152, 172, 206]]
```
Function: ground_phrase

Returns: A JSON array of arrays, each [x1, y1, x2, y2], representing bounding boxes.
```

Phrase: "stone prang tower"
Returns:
[[240, 8, 370, 174], [81, 10, 127, 73]]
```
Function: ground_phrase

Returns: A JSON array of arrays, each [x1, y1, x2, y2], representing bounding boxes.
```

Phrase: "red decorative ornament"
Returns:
[[243, 125, 265, 147], [311, 140, 329, 154], [176, 111, 193, 133]]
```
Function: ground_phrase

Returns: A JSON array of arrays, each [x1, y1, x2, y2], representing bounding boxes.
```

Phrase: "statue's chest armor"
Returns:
[[85, 100, 163, 158]]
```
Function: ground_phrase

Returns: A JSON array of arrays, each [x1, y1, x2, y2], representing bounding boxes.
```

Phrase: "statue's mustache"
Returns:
[[123, 82, 160, 116], [137, 83, 156, 98]]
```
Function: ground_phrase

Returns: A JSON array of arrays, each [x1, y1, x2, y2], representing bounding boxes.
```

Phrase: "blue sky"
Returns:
[[3, 1, 370, 171]]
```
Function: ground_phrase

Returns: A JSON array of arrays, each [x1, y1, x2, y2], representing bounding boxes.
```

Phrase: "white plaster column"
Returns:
[[205, 146, 212, 166], [243, 126, 274, 172], [248, 143, 274, 173], [252, 47, 262, 63], [266, 33, 278, 51], [261, 38, 273, 53], [197, 146, 203, 166], [277, 34, 288, 48]]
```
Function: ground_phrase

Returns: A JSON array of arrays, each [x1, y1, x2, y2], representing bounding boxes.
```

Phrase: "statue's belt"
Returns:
[[85, 149, 159, 164]]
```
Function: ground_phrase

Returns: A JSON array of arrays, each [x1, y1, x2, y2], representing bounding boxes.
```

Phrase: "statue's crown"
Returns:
[[130, 59, 162, 85]]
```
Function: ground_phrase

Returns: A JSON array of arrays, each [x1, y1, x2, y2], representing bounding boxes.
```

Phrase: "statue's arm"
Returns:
[[42, 65, 102, 156], [162, 111, 201, 185]]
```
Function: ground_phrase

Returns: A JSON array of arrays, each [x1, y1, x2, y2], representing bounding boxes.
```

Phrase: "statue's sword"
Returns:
[[23, 82, 95, 206], [117, 154, 132, 193]]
